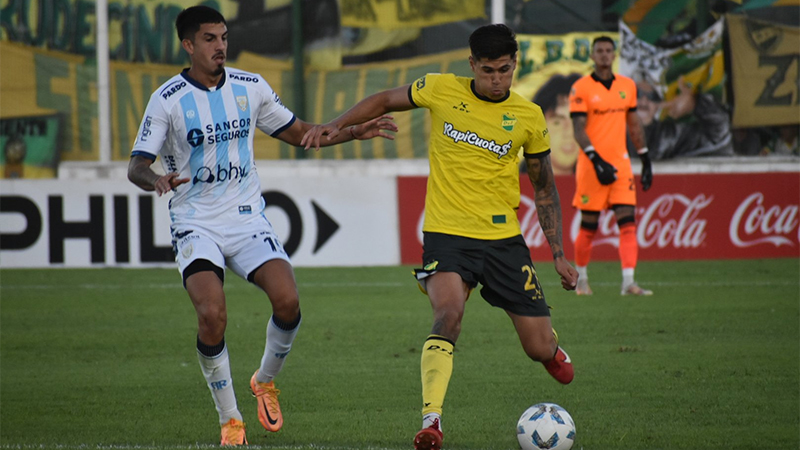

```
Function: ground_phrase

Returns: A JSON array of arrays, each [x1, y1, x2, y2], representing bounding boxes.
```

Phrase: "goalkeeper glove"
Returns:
[[638, 148, 653, 191], [584, 146, 617, 185]]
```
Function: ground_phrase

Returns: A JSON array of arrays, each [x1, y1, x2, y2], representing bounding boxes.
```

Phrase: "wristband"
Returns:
[[637, 147, 649, 155]]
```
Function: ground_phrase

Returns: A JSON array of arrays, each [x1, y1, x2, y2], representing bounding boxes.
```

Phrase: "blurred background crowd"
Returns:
[[1, 0, 798, 178]]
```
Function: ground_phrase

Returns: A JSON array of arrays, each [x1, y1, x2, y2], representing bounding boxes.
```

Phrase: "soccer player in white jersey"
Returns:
[[127, 6, 396, 446]]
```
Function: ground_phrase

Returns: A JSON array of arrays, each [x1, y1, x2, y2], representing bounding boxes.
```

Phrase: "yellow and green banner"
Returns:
[[0, 114, 60, 178], [728, 14, 800, 127], [0, 40, 473, 162], [340, 0, 484, 29], [512, 31, 619, 104]]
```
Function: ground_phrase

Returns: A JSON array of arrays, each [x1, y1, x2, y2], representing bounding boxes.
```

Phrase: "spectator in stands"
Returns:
[[761, 125, 799, 156]]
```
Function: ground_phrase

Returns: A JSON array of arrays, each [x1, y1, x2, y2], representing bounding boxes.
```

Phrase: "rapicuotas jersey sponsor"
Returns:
[[442, 122, 513, 159]]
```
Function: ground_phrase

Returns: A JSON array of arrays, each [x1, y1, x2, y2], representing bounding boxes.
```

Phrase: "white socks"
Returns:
[[622, 268, 635, 288], [197, 341, 242, 425], [256, 314, 301, 384], [423, 412, 442, 431]]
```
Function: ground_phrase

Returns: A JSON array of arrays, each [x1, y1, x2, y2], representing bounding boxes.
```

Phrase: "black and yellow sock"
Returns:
[[420, 335, 455, 416]]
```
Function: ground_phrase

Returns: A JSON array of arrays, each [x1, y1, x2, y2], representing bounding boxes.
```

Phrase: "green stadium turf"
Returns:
[[1, 259, 798, 449]]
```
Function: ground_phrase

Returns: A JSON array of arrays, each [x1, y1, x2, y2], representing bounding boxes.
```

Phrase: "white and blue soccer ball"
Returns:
[[517, 402, 576, 450]]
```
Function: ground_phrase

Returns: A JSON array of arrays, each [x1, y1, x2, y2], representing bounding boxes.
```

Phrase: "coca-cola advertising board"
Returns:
[[398, 173, 800, 264]]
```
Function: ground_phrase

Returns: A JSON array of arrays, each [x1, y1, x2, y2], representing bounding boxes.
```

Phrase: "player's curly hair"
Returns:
[[469, 24, 518, 61], [176, 5, 226, 41]]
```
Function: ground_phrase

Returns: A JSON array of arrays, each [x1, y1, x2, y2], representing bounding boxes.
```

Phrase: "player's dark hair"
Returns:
[[592, 36, 616, 50], [469, 24, 518, 60], [533, 73, 582, 113], [176, 5, 226, 41]]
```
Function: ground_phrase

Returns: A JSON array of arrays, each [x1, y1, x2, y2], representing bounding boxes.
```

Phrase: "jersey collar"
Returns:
[[181, 68, 227, 91], [470, 80, 510, 103], [591, 72, 615, 90]]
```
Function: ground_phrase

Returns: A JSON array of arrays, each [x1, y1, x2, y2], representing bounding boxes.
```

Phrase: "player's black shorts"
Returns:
[[414, 232, 550, 317]]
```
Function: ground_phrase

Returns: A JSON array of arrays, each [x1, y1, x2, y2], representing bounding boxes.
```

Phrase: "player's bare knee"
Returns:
[[270, 294, 300, 322], [523, 337, 557, 362], [431, 309, 462, 337], [198, 314, 226, 344]]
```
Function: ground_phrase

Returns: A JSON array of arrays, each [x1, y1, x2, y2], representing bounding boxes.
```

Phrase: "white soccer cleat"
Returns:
[[576, 277, 593, 296], [621, 282, 653, 296]]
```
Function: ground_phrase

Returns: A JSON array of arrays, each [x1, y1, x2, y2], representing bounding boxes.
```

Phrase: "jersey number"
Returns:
[[264, 236, 285, 254], [522, 265, 544, 301]]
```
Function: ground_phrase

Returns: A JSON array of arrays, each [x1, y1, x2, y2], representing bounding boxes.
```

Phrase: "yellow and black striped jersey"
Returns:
[[410, 73, 551, 240]]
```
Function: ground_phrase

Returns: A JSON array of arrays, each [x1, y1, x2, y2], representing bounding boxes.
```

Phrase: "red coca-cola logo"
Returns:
[[730, 193, 798, 248]]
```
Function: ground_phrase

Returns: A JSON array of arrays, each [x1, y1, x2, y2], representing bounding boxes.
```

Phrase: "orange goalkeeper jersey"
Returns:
[[568, 73, 637, 166]]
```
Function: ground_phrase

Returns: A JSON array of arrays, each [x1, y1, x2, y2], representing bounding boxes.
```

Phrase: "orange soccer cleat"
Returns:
[[220, 418, 247, 446], [250, 371, 283, 432]]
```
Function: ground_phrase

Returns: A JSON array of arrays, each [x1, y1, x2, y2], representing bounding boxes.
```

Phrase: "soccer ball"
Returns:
[[516, 402, 576, 450]]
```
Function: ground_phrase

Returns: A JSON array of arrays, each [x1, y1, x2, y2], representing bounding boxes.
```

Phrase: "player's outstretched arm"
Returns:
[[278, 114, 398, 148], [525, 154, 578, 291], [626, 110, 653, 191], [301, 85, 415, 151], [127, 155, 189, 196]]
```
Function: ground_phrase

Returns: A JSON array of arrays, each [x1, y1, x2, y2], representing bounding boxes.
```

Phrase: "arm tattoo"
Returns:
[[526, 155, 566, 259], [627, 111, 647, 149], [571, 115, 593, 150], [127, 156, 158, 191]]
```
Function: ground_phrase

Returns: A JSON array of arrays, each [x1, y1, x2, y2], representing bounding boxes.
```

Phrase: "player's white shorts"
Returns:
[[171, 212, 291, 282]]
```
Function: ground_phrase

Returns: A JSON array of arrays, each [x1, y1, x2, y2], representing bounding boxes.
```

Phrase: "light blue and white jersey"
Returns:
[[132, 67, 295, 224]]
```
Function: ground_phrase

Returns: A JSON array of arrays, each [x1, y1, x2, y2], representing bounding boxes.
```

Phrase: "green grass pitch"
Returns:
[[1, 259, 798, 449]]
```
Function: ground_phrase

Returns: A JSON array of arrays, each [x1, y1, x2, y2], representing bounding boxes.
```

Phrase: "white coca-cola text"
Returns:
[[730, 193, 798, 248], [639, 194, 711, 249]]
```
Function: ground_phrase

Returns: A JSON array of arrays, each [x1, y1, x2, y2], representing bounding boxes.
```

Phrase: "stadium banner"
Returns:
[[0, 176, 398, 268], [0, 114, 61, 178], [340, 0, 484, 29], [0, 0, 342, 68], [512, 32, 619, 176], [618, 19, 733, 160], [398, 172, 800, 264], [0, 40, 471, 162], [512, 32, 619, 103], [727, 14, 800, 127], [619, 19, 726, 104]]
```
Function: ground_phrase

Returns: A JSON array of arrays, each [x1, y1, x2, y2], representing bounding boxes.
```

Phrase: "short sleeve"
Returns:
[[131, 93, 169, 159], [629, 79, 638, 110], [568, 80, 587, 115], [255, 76, 296, 137], [410, 73, 440, 109], [523, 105, 551, 156]]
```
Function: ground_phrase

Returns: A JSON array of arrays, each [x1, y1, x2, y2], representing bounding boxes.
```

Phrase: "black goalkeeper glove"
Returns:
[[639, 149, 653, 191], [584, 147, 617, 185]]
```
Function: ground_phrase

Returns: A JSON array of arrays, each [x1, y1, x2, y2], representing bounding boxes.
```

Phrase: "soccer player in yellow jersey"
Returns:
[[302, 24, 578, 449], [569, 36, 654, 297]]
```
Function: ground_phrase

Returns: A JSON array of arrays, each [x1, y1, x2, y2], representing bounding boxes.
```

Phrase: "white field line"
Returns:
[[0, 445, 404, 450], [0, 279, 797, 291], [0, 445, 596, 450]]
